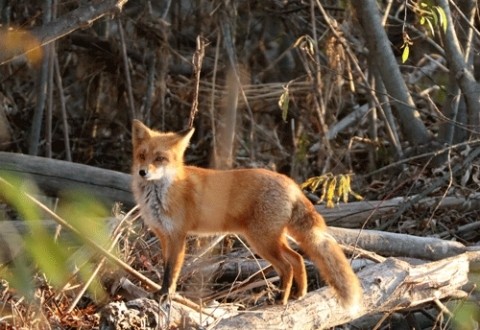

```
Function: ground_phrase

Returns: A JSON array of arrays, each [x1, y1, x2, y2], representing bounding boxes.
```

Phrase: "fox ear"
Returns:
[[176, 128, 195, 155], [132, 120, 151, 147]]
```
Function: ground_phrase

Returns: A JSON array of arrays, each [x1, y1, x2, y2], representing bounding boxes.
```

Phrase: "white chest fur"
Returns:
[[139, 180, 176, 235]]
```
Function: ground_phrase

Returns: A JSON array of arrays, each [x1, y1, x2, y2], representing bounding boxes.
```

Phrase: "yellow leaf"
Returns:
[[342, 175, 350, 203], [425, 17, 435, 36], [310, 177, 323, 192], [402, 44, 410, 63], [434, 6, 448, 33], [350, 191, 364, 201], [326, 177, 337, 207], [278, 88, 290, 123]]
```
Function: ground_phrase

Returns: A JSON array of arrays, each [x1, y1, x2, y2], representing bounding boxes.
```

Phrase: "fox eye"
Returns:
[[138, 152, 145, 161], [155, 155, 168, 162]]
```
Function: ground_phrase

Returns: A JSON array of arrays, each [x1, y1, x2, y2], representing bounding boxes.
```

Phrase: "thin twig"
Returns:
[[117, 17, 136, 121], [45, 46, 54, 159], [143, 53, 156, 127], [208, 29, 221, 167], [53, 55, 72, 161], [28, 34, 50, 155], [45, 0, 55, 159], [448, 0, 480, 39], [365, 138, 480, 178], [382, 146, 480, 229], [434, 298, 453, 317], [188, 36, 206, 129], [309, 0, 333, 162], [317, 0, 403, 158]]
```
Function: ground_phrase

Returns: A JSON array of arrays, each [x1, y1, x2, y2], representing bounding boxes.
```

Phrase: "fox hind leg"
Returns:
[[281, 243, 307, 299], [245, 233, 297, 305]]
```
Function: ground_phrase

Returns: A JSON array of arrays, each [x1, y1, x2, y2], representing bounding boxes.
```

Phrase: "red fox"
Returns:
[[131, 120, 362, 310]]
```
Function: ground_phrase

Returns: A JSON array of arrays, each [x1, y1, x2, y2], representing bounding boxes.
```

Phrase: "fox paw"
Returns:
[[272, 291, 288, 305], [151, 289, 171, 305], [289, 286, 306, 300]]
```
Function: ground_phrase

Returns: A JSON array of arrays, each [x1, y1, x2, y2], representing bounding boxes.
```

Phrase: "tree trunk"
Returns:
[[436, 0, 480, 130], [354, 0, 431, 146]]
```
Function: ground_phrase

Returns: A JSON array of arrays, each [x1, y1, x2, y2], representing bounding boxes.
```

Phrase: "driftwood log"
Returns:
[[327, 227, 471, 261], [319, 193, 480, 228], [213, 253, 473, 330], [99, 253, 476, 329], [0, 151, 133, 206]]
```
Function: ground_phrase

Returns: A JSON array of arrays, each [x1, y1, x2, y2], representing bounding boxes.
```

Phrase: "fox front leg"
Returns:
[[156, 235, 187, 303]]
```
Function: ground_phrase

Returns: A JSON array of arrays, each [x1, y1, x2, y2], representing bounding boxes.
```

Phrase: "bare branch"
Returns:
[[0, 0, 129, 65], [188, 36, 207, 129]]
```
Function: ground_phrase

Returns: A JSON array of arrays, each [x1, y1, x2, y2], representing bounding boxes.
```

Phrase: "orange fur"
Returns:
[[131, 120, 362, 309]]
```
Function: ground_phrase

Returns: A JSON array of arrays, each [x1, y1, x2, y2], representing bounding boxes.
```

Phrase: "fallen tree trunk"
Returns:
[[0, 151, 134, 206], [318, 193, 480, 228], [327, 227, 470, 261], [213, 253, 473, 330], [100, 252, 475, 329]]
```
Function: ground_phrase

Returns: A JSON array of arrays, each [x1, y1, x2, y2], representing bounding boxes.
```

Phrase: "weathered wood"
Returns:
[[328, 227, 468, 261], [99, 298, 207, 330], [100, 253, 474, 329], [0, 151, 134, 206], [214, 253, 473, 330], [317, 193, 480, 228], [99, 295, 238, 330]]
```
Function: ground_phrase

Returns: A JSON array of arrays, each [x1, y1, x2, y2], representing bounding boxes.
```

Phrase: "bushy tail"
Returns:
[[290, 206, 362, 311]]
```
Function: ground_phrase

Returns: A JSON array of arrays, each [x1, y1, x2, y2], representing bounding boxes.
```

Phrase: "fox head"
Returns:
[[131, 120, 194, 181]]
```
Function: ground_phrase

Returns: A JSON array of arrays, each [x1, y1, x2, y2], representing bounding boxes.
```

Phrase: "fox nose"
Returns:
[[139, 169, 147, 177]]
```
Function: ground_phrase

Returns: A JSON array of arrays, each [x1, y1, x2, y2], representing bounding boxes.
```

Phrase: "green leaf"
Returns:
[[0, 255, 35, 299], [25, 231, 70, 288], [58, 190, 110, 247], [0, 173, 39, 221], [453, 301, 480, 329], [0, 175, 110, 301]]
